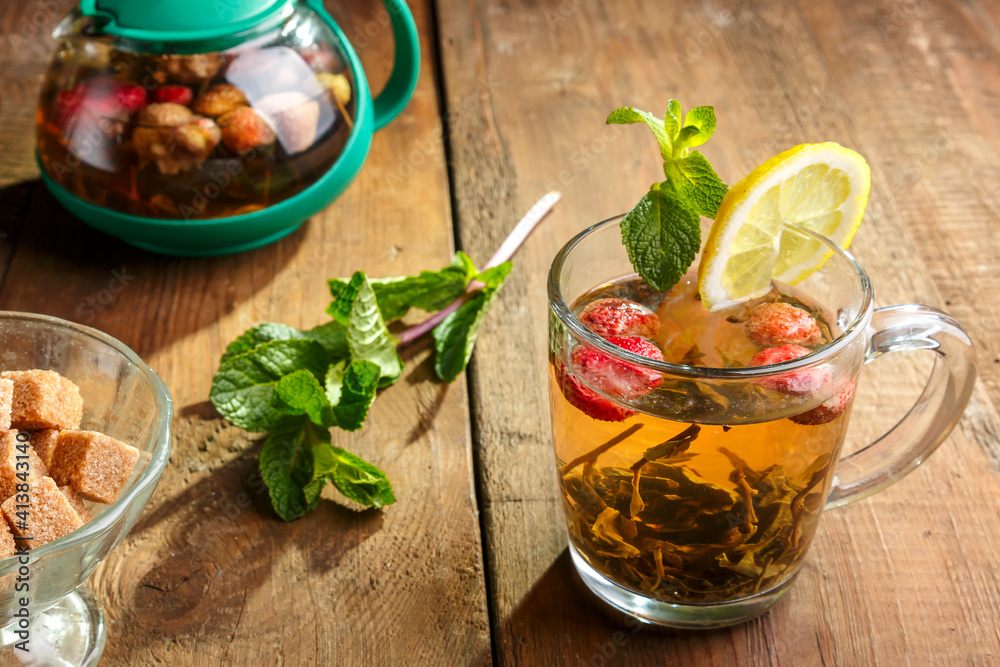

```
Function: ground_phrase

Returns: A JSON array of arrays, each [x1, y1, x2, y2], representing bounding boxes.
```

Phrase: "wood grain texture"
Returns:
[[0, 0, 491, 664], [436, 0, 1000, 664]]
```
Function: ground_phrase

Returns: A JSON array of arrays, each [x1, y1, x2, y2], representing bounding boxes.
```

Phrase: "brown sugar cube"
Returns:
[[29, 430, 60, 469], [0, 378, 12, 431], [0, 519, 15, 559], [2, 476, 84, 549], [0, 430, 49, 503], [49, 431, 139, 503], [1, 370, 83, 430], [59, 485, 92, 523]]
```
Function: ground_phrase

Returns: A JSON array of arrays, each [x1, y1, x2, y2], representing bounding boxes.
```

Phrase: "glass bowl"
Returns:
[[0, 312, 172, 665]]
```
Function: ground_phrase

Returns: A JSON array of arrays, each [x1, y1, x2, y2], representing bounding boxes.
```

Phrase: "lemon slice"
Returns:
[[698, 142, 870, 311]]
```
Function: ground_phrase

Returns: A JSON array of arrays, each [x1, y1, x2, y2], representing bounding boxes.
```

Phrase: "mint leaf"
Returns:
[[324, 361, 345, 405], [326, 272, 365, 327], [222, 321, 348, 363], [331, 448, 395, 507], [259, 415, 323, 521], [432, 262, 512, 382], [210, 339, 329, 431], [305, 443, 395, 508], [664, 100, 683, 144], [306, 444, 396, 508], [620, 189, 701, 291], [475, 263, 511, 289], [663, 151, 728, 218], [328, 252, 476, 323], [325, 360, 380, 431], [677, 106, 716, 149], [276, 369, 332, 427], [607, 107, 672, 160], [221, 322, 306, 362], [305, 321, 349, 359], [347, 273, 403, 387]]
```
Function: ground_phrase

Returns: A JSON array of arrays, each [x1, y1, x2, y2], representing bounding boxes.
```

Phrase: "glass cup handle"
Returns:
[[825, 304, 977, 509]]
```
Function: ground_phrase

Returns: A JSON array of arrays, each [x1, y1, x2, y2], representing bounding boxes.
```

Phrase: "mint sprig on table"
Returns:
[[210, 193, 560, 521], [607, 100, 728, 290]]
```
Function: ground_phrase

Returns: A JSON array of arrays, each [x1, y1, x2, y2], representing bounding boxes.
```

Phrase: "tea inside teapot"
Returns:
[[37, 5, 355, 221]]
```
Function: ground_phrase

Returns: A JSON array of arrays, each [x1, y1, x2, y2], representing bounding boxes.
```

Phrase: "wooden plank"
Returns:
[[0, 0, 491, 664], [436, 0, 1000, 664]]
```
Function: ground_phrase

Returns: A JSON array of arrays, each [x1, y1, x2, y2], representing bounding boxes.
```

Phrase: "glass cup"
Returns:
[[0, 312, 173, 665], [547, 217, 976, 628]]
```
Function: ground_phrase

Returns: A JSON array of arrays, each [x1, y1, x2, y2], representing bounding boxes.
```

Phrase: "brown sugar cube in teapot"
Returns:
[[2, 476, 84, 549], [60, 485, 92, 523], [0, 431, 49, 503], [1, 370, 83, 430], [0, 378, 12, 431], [29, 430, 60, 469], [49, 431, 139, 503], [0, 518, 14, 558]]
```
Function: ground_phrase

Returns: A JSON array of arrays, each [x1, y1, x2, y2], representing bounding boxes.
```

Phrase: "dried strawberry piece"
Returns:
[[218, 106, 275, 154], [554, 360, 635, 422], [745, 302, 821, 347], [791, 380, 856, 425], [76, 78, 146, 119], [749, 344, 830, 396], [112, 82, 148, 113], [153, 85, 193, 106], [555, 336, 664, 422], [578, 298, 660, 338], [53, 89, 83, 127]]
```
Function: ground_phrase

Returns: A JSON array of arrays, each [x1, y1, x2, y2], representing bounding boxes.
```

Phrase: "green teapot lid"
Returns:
[[79, 0, 294, 50]]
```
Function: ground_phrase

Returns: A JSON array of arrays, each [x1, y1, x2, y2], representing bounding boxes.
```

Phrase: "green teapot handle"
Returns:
[[371, 0, 420, 130], [307, 0, 420, 131]]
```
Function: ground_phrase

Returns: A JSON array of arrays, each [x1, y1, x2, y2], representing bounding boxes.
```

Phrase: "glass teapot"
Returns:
[[35, 0, 419, 255]]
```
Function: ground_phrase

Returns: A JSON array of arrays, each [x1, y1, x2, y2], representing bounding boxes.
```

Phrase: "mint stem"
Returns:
[[397, 191, 561, 348]]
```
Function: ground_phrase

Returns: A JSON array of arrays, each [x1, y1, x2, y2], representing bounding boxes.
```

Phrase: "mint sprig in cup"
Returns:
[[607, 100, 727, 291]]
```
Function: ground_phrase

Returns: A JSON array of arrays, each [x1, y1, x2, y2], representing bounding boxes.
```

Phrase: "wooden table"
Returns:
[[1, 0, 999, 664]]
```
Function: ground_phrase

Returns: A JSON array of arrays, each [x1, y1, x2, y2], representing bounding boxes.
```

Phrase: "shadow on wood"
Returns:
[[0, 183, 307, 360], [91, 413, 383, 656], [499, 549, 759, 666]]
